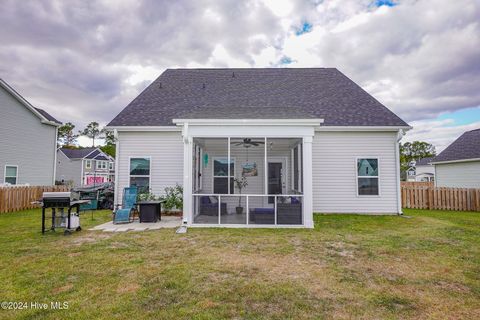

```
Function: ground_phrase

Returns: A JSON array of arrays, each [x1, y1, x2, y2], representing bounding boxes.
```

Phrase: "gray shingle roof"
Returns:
[[94, 155, 110, 161], [416, 157, 434, 166], [178, 105, 318, 119], [108, 68, 408, 127], [34, 107, 61, 124], [84, 149, 101, 159], [433, 129, 480, 163], [60, 147, 97, 159]]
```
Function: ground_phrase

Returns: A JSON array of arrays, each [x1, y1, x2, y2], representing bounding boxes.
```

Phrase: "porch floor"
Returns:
[[90, 216, 182, 232], [194, 213, 248, 224]]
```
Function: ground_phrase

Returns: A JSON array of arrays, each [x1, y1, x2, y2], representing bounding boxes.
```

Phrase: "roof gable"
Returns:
[[108, 68, 408, 127], [433, 129, 480, 163], [416, 157, 434, 166], [0, 79, 61, 126], [59, 147, 98, 159]]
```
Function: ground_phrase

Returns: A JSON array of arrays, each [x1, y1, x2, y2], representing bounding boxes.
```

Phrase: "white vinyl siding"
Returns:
[[312, 131, 398, 214], [115, 130, 401, 215], [435, 161, 480, 188], [0, 86, 57, 185], [115, 131, 184, 204], [55, 151, 83, 186]]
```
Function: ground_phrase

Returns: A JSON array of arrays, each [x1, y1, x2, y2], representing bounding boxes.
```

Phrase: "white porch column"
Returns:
[[303, 136, 314, 228], [182, 135, 193, 225]]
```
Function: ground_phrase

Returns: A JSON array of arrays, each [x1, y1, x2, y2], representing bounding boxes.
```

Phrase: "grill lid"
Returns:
[[42, 192, 71, 199]]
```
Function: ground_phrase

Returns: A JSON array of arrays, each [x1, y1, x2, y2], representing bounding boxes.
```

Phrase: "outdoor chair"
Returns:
[[199, 196, 227, 216], [113, 187, 138, 224]]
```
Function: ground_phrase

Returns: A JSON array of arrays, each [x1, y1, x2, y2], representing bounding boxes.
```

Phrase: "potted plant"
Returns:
[[160, 184, 183, 216], [233, 177, 248, 214]]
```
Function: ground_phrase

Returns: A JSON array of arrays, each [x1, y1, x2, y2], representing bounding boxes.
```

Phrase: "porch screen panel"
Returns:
[[213, 157, 234, 194]]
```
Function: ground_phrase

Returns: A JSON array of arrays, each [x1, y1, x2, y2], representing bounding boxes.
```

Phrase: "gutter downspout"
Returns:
[[113, 129, 120, 207], [181, 123, 190, 226], [395, 129, 405, 215], [53, 127, 58, 185]]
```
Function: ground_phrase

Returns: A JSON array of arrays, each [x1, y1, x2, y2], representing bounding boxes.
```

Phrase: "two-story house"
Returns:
[[0, 79, 61, 186], [56, 147, 115, 186], [406, 157, 435, 182]]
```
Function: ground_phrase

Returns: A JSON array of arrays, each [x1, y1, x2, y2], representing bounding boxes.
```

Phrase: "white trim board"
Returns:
[[107, 124, 411, 132], [173, 118, 324, 126], [431, 158, 480, 165], [316, 126, 412, 132], [106, 126, 181, 132]]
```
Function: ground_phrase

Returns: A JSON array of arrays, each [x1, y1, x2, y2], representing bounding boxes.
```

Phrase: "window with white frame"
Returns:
[[213, 157, 234, 194], [292, 144, 302, 192], [109, 162, 114, 170], [130, 157, 150, 194], [96, 161, 107, 170], [357, 158, 379, 195], [4, 165, 18, 184], [85, 160, 92, 169]]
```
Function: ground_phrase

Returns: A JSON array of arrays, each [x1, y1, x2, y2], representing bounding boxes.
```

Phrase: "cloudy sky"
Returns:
[[0, 0, 479, 150]]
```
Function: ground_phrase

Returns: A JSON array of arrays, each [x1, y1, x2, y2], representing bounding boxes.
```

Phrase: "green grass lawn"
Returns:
[[0, 209, 479, 319]]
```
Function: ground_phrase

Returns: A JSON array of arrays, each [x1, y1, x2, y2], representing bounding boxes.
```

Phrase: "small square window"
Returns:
[[4, 165, 18, 185]]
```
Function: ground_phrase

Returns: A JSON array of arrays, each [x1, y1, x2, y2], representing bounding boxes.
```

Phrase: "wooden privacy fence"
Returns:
[[0, 185, 70, 213], [401, 184, 480, 211], [401, 181, 434, 187]]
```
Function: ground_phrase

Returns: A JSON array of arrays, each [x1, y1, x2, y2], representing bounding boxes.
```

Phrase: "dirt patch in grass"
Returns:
[[52, 283, 74, 294], [326, 241, 356, 258], [71, 232, 113, 245], [117, 283, 140, 294]]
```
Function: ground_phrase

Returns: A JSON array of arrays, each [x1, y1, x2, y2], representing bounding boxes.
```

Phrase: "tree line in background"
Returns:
[[57, 121, 115, 157], [399, 141, 436, 181]]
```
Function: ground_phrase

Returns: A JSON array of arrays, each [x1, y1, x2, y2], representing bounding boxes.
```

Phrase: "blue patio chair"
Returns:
[[113, 187, 138, 224]]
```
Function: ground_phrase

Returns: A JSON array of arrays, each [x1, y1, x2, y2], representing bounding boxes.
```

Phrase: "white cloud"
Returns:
[[403, 119, 480, 152], [0, 0, 479, 150]]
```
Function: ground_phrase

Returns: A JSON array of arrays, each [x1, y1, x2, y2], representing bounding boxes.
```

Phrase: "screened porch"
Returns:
[[190, 137, 304, 226]]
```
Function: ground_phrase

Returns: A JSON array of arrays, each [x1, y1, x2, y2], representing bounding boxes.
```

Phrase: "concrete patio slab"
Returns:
[[90, 216, 182, 232]]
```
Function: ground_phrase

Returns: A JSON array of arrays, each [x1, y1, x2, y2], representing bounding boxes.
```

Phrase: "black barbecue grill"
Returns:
[[41, 192, 89, 235]]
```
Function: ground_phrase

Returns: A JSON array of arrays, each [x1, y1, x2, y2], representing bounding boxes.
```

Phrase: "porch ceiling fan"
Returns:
[[232, 138, 265, 148]]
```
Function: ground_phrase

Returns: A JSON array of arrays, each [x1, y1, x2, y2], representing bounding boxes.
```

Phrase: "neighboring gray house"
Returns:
[[406, 157, 435, 182], [0, 79, 60, 186], [56, 147, 115, 186], [107, 68, 411, 228], [432, 129, 480, 188]]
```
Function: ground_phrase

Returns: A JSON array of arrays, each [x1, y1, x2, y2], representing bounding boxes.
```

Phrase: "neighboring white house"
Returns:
[[431, 128, 480, 188], [0, 79, 60, 186], [406, 157, 435, 182], [56, 147, 115, 186], [107, 68, 411, 228]]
